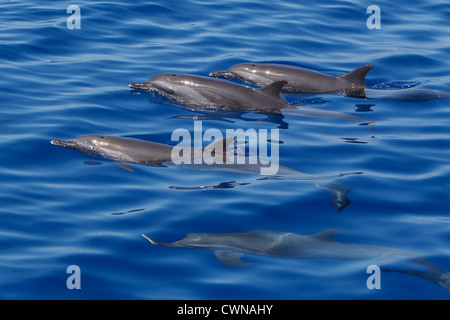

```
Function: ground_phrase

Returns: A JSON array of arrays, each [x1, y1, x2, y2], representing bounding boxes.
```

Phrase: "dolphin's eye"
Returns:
[[172, 74, 176, 76], [100, 136, 105, 139], [252, 64, 256, 67]]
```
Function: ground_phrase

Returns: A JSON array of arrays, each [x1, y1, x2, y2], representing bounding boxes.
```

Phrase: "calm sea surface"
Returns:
[[0, 0, 449, 299]]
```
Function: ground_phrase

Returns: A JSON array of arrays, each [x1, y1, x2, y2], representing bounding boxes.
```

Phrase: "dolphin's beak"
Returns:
[[129, 82, 151, 91], [209, 71, 234, 78], [51, 139, 78, 149], [142, 234, 181, 247]]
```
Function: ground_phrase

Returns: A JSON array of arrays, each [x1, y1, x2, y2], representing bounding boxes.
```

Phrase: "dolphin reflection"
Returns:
[[142, 229, 450, 292]]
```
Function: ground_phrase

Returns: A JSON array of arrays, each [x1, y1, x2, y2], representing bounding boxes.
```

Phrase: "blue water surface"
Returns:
[[0, 0, 449, 300]]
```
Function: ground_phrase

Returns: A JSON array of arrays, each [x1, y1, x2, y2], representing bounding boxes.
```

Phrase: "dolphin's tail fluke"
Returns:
[[338, 64, 374, 90], [382, 258, 450, 292]]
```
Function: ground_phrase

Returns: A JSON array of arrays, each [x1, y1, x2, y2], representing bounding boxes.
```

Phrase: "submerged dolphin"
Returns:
[[143, 229, 419, 266], [129, 73, 369, 123], [210, 63, 374, 95], [142, 229, 450, 291]]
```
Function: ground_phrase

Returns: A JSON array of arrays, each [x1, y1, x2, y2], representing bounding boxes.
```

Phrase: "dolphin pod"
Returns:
[[129, 73, 369, 123], [142, 229, 450, 291], [52, 61, 448, 293], [210, 62, 450, 102]]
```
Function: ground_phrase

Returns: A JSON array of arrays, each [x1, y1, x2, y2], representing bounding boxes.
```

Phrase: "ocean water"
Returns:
[[0, 0, 449, 300]]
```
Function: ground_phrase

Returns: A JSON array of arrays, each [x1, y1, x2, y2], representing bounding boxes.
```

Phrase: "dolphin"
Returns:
[[50, 134, 355, 178], [51, 135, 358, 212], [210, 63, 450, 102], [142, 229, 450, 291], [129, 73, 369, 123], [210, 63, 374, 96], [51, 135, 233, 170], [143, 229, 421, 267]]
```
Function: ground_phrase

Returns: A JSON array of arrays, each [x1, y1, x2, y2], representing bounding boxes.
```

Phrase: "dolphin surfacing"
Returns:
[[129, 73, 369, 123], [130, 73, 289, 113], [210, 63, 374, 95], [51, 135, 234, 169]]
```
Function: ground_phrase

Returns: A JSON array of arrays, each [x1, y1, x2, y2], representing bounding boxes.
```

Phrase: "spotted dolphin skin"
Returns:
[[129, 73, 369, 123], [210, 63, 374, 95], [143, 229, 450, 291]]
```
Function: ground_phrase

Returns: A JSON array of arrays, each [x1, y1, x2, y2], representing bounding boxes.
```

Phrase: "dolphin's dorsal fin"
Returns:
[[214, 250, 253, 267], [203, 137, 235, 163], [311, 228, 346, 242], [338, 65, 374, 88], [257, 80, 288, 98]]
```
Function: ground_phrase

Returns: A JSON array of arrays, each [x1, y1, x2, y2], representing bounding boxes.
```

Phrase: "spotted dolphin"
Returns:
[[142, 229, 421, 267], [129, 73, 369, 123], [210, 63, 374, 95], [51, 135, 233, 169], [51, 135, 359, 212], [142, 229, 450, 291], [210, 63, 450, 102], [50, 134, 356, 179]]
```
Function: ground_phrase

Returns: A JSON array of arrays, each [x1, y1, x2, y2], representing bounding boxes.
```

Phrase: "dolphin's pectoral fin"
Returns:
[[114, 161, 135, 172], [257, 80, 288, 98], [214, 250, 253, 267]]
